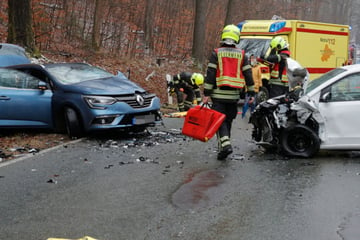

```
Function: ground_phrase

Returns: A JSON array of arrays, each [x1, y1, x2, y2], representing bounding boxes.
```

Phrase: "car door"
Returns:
[[318, 72, 360, 148], [0, 68, 53, 128]]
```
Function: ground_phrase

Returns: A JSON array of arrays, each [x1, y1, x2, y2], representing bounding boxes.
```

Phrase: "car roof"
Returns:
[[0, 55, 31, 67], [0, 43, 31, 67], [0, 43, 28, 57]]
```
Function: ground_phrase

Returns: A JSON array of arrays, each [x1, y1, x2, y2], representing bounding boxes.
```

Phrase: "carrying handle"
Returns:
[[200, 102, 210, 109]]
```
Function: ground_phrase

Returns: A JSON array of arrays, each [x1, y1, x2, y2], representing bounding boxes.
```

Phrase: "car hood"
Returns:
[[63, 77, 146, 94]]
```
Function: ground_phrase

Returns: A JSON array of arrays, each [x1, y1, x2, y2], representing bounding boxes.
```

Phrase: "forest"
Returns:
[[1, 0, 359, 102]]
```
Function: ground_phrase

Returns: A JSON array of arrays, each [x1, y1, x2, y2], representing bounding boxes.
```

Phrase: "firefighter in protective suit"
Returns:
[[265, 36, 291, 98], [202, 24, 255, 160], [168, 72, 204, 111]]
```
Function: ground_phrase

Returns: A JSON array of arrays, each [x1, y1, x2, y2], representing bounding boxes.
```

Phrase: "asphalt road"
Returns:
[[1, 112, 360, 240]]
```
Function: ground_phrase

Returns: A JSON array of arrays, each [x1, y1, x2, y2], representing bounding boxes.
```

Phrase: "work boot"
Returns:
[[217, 145, 233, 161]]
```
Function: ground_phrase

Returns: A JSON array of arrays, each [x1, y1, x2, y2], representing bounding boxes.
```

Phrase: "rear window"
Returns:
[[237, 38, 271, 57]]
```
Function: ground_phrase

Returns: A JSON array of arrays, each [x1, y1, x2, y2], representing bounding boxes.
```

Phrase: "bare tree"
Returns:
[[192, 0, 208, 65], [144, 0, 155, 54], [92, 0, 104, 50], [7, 0, 35, 53]]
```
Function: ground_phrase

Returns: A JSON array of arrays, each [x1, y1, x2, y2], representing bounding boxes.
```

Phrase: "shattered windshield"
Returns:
[[237, 38, 271, 58], [304, 68, 346, 94], [46, 64, 114, 84]]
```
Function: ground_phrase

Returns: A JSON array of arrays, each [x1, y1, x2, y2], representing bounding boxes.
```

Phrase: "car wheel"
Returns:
[[65, 107, 83, 138], [256, 87, 269, 103], [281, 124, 320, 158]]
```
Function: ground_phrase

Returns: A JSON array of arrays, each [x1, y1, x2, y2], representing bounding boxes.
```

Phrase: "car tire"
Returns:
[[65, 107, 83, 139], [256, 87, 269, 103], [281, 124, 320, 158]]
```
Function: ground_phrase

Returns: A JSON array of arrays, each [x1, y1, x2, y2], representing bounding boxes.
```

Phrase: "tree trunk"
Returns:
[[192, 0, 207, 66], [92, 0, 103, 50], [144, 0, 155, 54], [7, 0, 35, 54]]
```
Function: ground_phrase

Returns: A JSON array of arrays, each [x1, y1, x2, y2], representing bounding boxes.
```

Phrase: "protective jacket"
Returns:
[[266, 48, 291, 86], [171, 72, 201, 111], [204, 45, 254, 102]]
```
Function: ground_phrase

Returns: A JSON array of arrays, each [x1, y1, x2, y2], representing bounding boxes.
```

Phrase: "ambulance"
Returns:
[[237, 19, 350, 99]]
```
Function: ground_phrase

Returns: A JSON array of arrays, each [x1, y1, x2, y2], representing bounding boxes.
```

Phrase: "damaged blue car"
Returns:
[[0, 63, 162, 138]]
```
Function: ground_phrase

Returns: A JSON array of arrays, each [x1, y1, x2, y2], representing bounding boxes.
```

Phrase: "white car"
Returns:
[[250, 64, 360, 157]]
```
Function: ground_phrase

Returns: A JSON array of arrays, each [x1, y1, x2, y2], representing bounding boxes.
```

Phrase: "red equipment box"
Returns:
[[182, 105, 225, 142]]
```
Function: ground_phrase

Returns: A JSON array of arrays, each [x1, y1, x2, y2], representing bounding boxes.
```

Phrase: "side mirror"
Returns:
[[321, 92, 331, 102], [38, 81, 48, 90]]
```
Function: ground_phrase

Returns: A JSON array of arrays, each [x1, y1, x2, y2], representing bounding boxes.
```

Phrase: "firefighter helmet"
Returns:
[[270, 36, 288, 50], [221, 24, 240, 44], [191, 73, 204, 86]]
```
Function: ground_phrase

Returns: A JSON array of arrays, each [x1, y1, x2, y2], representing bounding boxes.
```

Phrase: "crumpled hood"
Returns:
[[63, 77, 146, 94]]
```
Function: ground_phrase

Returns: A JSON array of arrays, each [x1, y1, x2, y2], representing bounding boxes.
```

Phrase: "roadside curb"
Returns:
[[0, 138, 84, 168]]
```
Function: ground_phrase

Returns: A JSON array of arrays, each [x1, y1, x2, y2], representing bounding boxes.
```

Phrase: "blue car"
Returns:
[[0, 63, 162, 137], [0, 43, 31, 67]]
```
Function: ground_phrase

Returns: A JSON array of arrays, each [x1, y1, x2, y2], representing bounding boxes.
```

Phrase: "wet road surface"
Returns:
[[1, 113, 360, 240]]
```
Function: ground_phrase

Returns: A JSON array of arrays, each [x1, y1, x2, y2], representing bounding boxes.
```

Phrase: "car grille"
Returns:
[[115, 93, 155, 109]]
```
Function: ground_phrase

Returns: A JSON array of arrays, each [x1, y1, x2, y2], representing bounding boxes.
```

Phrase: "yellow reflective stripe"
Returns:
[[217, 76, 245, 88], [204, 83, 214, 90], [270, 70, 279, 78], [242, 64, 252, 71], [271, 71, 288, 81], [208, 63, 217, 69], [218, 50, 243, 59], [247, 85, 255, 91], [218, 57, 224, 78], [211, 88, 241, 100], [220, 135, 230, 142], [237, 55, 241, 78], [220, 136, 231, 148]]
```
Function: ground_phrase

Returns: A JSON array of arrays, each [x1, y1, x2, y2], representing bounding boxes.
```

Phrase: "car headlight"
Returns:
[[83, 96, 117, 109]]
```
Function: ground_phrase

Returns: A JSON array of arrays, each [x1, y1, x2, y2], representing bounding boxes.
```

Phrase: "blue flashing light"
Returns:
[[237, 21, 246, 31], [269, 21, 286, 32]]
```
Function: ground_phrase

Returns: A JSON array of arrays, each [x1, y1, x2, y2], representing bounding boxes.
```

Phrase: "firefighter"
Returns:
[[202, 24, 255, 161], [168, 72, 204, 111], [265, 36, 291, 98]]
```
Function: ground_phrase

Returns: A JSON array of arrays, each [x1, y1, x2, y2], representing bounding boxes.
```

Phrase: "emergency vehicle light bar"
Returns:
[[269, 21, 286, 32], [237, 21, 245, 31]]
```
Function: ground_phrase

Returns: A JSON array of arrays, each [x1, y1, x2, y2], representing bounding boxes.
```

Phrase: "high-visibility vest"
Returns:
[[215, 47, 246, 89], [270, 49, 290, 84]]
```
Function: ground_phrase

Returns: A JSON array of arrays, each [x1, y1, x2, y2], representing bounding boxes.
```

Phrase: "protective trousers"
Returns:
[[211, 100, 238, 151]]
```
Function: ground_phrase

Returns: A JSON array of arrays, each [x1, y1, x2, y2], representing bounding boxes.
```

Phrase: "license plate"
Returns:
[[133, 114, 155, 125]]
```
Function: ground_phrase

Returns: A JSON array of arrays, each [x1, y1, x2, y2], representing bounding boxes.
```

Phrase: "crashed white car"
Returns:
[[250, 63, 360, 158]]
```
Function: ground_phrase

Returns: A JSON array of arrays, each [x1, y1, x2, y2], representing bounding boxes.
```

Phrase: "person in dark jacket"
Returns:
[[202, 24, 255, 160], [168, 72, 204, 111]]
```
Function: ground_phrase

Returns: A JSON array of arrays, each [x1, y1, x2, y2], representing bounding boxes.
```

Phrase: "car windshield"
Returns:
[[304, 68, 347, 94], [46, 64, 114, 84], [237, 38, 271, 57]]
